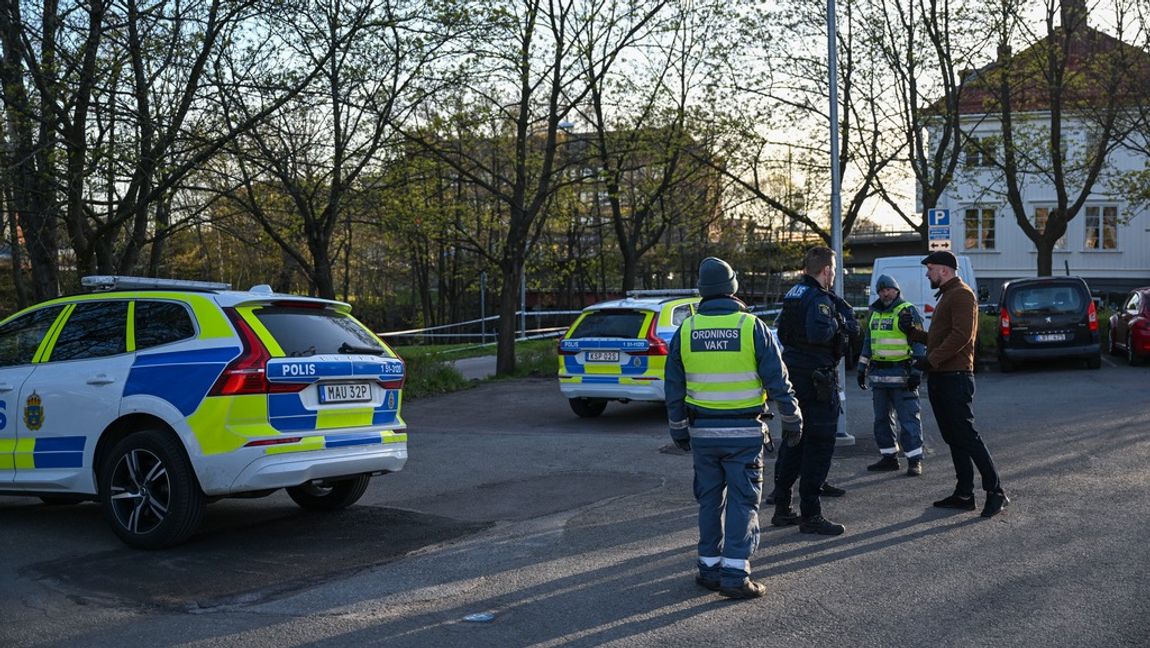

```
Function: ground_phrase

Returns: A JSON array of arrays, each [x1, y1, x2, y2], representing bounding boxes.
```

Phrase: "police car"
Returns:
[[0, 276, 407, 548], [557, 290, 699, 417]]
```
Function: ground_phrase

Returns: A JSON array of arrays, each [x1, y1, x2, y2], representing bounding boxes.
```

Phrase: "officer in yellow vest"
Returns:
[[857, 274, 927, 475], [666, 257, 802, 600]]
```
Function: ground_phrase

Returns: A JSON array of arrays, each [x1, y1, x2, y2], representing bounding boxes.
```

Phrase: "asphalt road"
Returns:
[[1, 358, 1147, 647]]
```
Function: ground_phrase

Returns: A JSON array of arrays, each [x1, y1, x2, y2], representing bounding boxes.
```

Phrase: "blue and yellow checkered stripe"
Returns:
[[0, 436, 85, 470], [264, 430, 407, 455]]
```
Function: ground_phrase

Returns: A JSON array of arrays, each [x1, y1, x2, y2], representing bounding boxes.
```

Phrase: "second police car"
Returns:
[[0, 276, 407, 548], [557, 290, 700, 417]]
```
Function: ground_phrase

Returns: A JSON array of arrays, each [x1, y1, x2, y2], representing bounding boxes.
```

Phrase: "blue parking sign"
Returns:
[[928, 208, 949, 227]]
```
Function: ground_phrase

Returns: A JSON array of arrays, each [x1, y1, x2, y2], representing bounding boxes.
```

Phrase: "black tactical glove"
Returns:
[[912, 357, 932, 372], [782, 418, 803, 448], [857, 364, 868, 390], [898, 309, 915, 334], [906, 372, 921, 391], [673, 437, 691, 452]]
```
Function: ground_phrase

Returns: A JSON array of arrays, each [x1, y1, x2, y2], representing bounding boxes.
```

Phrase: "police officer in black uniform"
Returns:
[[769, 246, 858, 535]]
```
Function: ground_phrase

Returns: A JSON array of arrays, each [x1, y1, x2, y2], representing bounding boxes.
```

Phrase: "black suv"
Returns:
[[996, 277, 1101, 371]]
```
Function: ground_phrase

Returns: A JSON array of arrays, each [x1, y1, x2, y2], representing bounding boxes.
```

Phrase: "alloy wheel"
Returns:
[[108, 448, 170, 535]]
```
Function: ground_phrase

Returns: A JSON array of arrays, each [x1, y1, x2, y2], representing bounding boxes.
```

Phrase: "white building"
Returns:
[[932, 3, 1150, 303]]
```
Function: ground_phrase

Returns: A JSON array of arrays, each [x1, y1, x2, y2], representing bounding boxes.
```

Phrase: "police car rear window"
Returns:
[[253, 306, 383, 357], [1007, 284, 1087, 316], [569, 310, 647, 339]]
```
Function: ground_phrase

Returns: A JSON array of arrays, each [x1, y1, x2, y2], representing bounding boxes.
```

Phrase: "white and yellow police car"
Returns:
[[0, 276, 407, 548], [557, 290, 699, 417]]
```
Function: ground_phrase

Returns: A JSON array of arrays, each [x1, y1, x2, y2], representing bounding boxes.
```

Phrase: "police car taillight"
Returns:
[[631, 317, 668, 356], [210, 309, 305, 396], [557, 331, 576, 355], [999, 307, 1011, 338]]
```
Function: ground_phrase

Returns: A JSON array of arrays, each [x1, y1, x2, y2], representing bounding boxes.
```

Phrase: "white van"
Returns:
[[870, 255, 979, 330]]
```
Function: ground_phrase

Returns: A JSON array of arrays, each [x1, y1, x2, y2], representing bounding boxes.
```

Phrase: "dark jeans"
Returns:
[[927, 371, 1002, 497], [772, 367, 838, 518]]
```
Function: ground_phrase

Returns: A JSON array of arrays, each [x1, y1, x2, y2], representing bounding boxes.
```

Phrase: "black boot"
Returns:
[[799, 515, 846, 536], [719, 579, 767, 599], [906, 459, 922, 477], [771, 507, 800, 527], [867, 454, 900, 472]]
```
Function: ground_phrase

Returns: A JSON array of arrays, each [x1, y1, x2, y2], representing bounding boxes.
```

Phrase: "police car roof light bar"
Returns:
[[624, 289, 699, 297], [82, 275, 232, 292]]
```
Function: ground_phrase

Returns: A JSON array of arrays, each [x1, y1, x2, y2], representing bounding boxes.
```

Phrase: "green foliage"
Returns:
[[399, 350, 472, 399], [501, 339, 558, 379]]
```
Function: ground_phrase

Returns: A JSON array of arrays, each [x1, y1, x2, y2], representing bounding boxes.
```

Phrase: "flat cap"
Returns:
[[921, 250, 958, 270]]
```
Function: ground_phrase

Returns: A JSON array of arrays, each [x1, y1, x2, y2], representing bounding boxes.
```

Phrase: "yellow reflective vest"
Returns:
[[867, 302, 913, 362], [681, 312, 766, 410]]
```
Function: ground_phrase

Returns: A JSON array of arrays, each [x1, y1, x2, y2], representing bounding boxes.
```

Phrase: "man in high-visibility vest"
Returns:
[[857, 274, 927, 476], [666, 257, 802, 600]]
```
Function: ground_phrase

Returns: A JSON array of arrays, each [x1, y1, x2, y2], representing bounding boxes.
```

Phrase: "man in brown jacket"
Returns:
[[899, 250, 1009, 518]]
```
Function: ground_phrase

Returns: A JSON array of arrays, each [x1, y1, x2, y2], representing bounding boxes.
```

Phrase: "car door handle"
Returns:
[[0, 383, 13, 393], [87, 374, 116, 386]]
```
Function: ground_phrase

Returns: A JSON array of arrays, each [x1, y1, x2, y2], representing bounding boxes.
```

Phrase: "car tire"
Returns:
[[568, 397, 608, 418], [287, 475, 371, 511], [99, 430, 206, 549], [1130, 335, 1145, 367], [1085, 354, 1101, 370]]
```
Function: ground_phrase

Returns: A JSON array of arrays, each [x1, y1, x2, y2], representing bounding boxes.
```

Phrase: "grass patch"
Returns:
[[399, 352, 471, 399], [395, 338, 559, 398]]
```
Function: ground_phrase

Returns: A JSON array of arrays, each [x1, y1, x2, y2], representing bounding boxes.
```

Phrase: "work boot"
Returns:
[[981, 491, 1010, 518], [933, 494, 976, 511], [867, 455, 900, 472], [819, 483, 846, 497], [695, 574, 721, 591], [719, 579, 767, 599], [799, 515, 846, 536], [906, 459, 923, 477], [771, 507, 800, 527]]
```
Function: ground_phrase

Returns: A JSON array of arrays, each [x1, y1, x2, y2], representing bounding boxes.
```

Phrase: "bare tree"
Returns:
[[400, 0, 669, 375], [869, 0, 988, 239], [970, 0, 1149, 275]]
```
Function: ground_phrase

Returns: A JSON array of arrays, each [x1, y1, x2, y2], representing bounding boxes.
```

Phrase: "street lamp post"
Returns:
[[828, 0, 854, 446]]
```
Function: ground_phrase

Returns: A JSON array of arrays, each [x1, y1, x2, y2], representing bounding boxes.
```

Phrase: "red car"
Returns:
[[1108, 287, 1150, 366]]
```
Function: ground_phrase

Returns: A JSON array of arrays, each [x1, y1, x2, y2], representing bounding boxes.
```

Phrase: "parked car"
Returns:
[[0, 276, 407, 548], [557, 290, 699, 418], [1107, 286, 1150, 366], [996, 276, 1101, 372]]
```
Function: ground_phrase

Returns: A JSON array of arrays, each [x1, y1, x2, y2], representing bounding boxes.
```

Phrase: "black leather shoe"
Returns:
[[695, 575, 721, 591], [719, 579, 767, 599], [771, 508, 800, 527], [867, 455, 900, 472], [981, 491, 1010, 518], [799, 515, 846, 536], [933, 494, 976, 510], [819, 483, 846, 497], [906, 459, 922, 477]]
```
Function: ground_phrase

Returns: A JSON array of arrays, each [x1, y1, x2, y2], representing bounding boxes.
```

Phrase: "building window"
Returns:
[[1032, 207, 1068, 250], [1084, 205, 1118, 250], [964, 136, 996, 168], [963, 207, 996, 250]]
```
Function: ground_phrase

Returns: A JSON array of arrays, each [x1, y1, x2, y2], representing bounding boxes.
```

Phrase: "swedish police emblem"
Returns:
[[24, 391, 44, 431]]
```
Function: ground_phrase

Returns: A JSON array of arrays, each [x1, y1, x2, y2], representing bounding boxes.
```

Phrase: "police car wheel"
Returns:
[[99, 430, 206, 549], [568, 398, 608, 418], [286, 475, 370, 511], [1130, 335, 1145, 366]]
